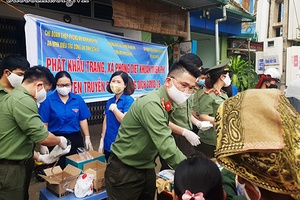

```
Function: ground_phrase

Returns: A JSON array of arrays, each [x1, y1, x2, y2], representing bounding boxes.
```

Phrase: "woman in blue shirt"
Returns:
[[98, 71, 135, 161], [39, 71, 93, 168]]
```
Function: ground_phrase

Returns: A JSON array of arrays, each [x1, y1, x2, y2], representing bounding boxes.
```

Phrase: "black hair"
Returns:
[[55, 71, 72, 86], [106, 71, 135, 95], [23, 66, 55, 90], [179, 53, 203, 68], [200, 68, 209, 75], [205, 68, 229, 89], [174, 155, 224, 200], [168, 60, 201, 78], [0, 55, 30, 77], [221, 84, 233, 97]]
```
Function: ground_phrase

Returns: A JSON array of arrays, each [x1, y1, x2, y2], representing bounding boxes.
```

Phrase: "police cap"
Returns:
[[206, 60, 231, 77]]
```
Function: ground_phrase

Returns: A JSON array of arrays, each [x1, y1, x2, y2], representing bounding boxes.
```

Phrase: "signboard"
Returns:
[[24, 14, 168, 102], [173, 40, 197, 62]]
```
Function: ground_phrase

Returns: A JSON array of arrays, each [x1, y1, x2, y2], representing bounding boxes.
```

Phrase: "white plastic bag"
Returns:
[[74, 173, 94, 198]]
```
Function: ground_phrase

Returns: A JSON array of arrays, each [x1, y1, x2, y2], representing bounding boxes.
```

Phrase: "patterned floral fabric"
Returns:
[[215, 89, 300, 197]]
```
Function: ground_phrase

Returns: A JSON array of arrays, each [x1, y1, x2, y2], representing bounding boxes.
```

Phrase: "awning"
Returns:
[[156, 0, 228, 10]]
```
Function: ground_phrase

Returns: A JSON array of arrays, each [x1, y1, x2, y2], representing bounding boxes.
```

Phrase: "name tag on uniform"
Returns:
[[215, 99, 224, 103]]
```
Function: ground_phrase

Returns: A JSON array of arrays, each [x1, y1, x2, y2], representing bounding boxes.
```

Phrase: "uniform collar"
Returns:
[[157, 86, 172, 112], [204, 88, 219, 96], [0, 84, 7, 93], [15, 86, 33, 98], [113, 93, 126, 102]]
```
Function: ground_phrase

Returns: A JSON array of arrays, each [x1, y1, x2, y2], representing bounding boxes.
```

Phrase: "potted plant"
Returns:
[[229, 55, 258, 92]]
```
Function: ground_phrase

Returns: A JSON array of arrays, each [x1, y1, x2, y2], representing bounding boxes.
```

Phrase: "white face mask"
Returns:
[[36, 85, 47, 103], [223, 73, 232, 87], [168, 79, 191, 104], [7, 71, 23, 88], [56, 87, 71, 96]]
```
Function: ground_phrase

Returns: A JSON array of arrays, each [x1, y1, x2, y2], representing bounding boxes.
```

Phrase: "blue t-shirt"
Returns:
[[232, 85, 238, 96], [104, 94, 134, 152], [38, 91, 91, 134]]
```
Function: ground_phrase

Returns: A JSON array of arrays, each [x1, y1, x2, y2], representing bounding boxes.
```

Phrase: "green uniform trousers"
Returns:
[[0, 159, 34, 200], [105, 154, 156, 200]]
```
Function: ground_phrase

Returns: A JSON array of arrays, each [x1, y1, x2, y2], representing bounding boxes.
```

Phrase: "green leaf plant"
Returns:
[[228, 55, 258, 92]]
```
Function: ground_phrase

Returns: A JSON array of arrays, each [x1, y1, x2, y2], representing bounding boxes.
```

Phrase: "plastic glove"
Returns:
[[37, 153, 59, 164], [58, 136, 68, 149], [40, 145, 49, 155], [85, 136, 94, 150], [98, 138, 104, 153], [109, 103, 117, 112], [49, 144, 71, 158], [196, 121, 213, 131], [182, 128, 200, 146]]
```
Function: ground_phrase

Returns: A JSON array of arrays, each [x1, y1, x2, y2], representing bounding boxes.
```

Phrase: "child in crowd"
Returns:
[[173, 155, 225, 200]]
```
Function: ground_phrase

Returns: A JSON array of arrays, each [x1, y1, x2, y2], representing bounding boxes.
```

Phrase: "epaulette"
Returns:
[[204, 88, 219, 96], [204, 88, 213, 94]]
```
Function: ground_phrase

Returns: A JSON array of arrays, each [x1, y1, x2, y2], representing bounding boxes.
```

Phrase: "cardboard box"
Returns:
[[83, 160, 106, 192], [39, 164, 82, 198], [65, 150, 105, 170]]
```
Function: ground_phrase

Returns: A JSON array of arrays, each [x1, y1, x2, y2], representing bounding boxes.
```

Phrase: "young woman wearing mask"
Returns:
[[98, 71, 135, 161], [193, 61, 232, 159], [38, 71, 93, 168]]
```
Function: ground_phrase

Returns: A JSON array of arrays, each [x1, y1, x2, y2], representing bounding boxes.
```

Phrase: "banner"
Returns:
[[24, 14, 168, 102]]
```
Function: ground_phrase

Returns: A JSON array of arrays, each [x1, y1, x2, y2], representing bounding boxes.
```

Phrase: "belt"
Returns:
[[0, 158, 31, 165], [109, 153, 123, 164]]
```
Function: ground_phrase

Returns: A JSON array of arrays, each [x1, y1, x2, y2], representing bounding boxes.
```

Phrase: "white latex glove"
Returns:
[[98, 138, 104, 153], [196, 121, 214, 131], [58, 136, 68, 149], [37, 153, 59, 164], [85, 136, 94, 150], [182, 128, 200, 146], [109, 103, 117, 112], [49, 144, 71, 158], [40, 145, 49, 155]]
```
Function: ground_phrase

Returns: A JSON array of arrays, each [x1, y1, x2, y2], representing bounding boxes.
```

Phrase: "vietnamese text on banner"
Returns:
[[24, 14, 168, 102]]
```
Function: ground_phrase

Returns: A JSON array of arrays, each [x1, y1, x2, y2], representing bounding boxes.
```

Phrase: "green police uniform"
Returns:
[[105, 86, 186, 200], [160, 96, 195, 170], [169, 97, 195, 156], [111, 86, 185, 168], [194, 87, 228, 146], [0, 84, 8, 100], [0, 86, 49, 200], [193, 61, 230, 158]]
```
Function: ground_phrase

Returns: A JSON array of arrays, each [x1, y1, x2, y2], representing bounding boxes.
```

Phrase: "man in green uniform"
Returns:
[[105, 60, 201, 200], [0, 55, 30, 100], [0, 66, 68, 200], [160, 53, 212, 170], [193, 61, 231, 158]]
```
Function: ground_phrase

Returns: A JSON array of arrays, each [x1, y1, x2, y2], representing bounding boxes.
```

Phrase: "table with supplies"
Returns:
[[39, 188, 107, 200]]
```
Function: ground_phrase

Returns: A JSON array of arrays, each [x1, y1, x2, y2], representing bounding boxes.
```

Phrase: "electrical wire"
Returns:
[[0, 0, 26, 15]]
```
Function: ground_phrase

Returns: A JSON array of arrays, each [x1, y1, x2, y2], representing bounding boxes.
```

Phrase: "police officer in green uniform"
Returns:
[[0, 66, 68, 200], [105, 60, 201, 200], [193, 61, 232, 158], [160, 53, 213, 170]]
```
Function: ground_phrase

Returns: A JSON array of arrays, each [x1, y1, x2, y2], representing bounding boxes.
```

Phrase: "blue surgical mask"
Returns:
[[197, 79, 205, 86]]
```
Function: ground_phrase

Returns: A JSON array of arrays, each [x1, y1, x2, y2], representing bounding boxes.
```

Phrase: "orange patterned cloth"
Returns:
[[215, 89, 300, 197]]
